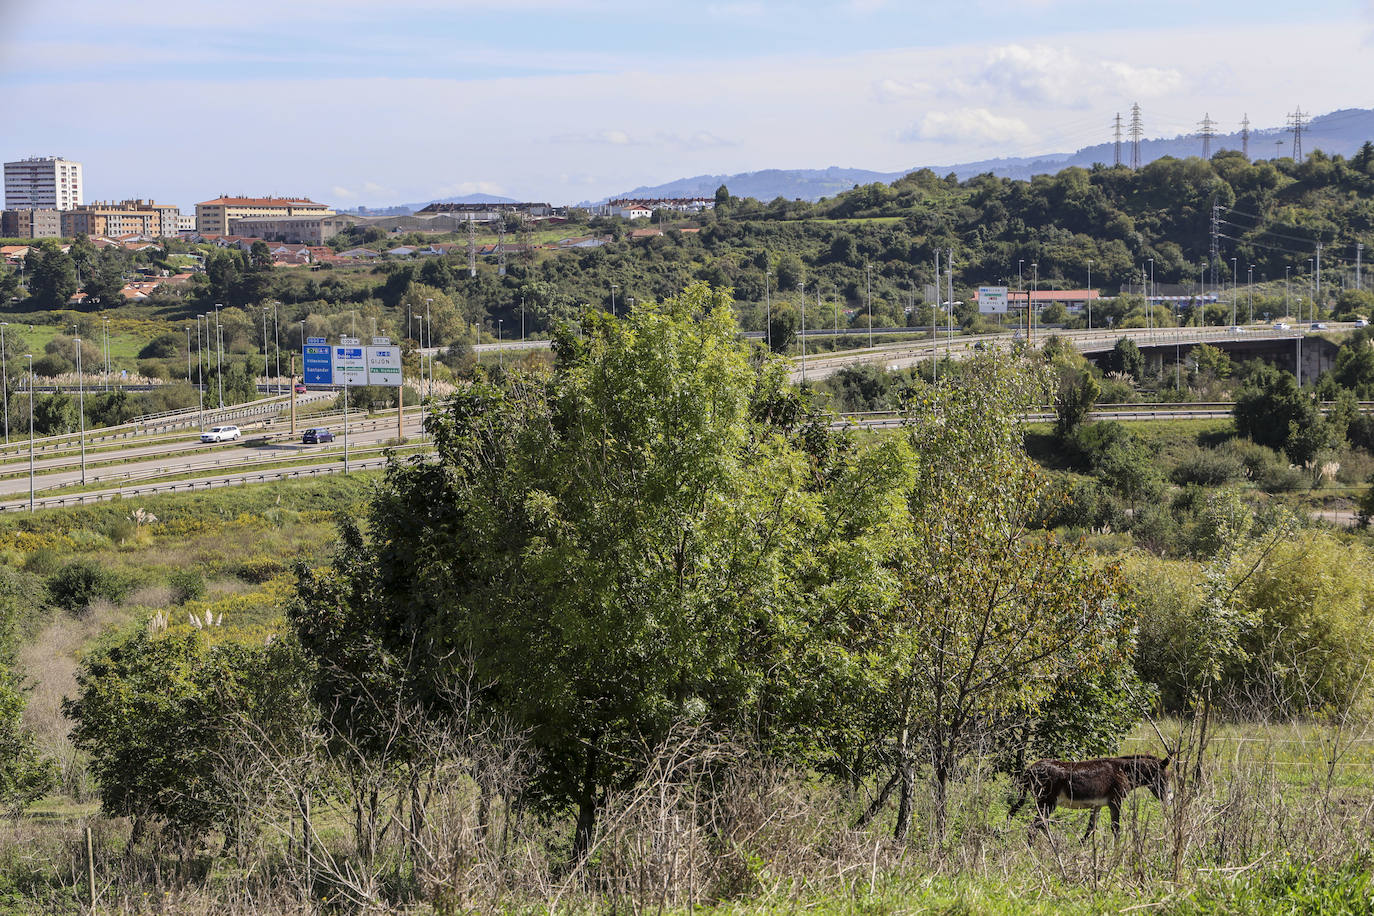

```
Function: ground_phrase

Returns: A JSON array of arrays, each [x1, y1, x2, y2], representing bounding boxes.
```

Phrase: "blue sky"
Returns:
[[2, 0, 1371, 208]]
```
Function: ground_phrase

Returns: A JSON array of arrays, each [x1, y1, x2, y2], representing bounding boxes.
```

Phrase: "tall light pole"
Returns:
[[866, 262, 873, 348], [25, 355, 33, 512], [261, 306, 270, 396], [800, 282, 806, 381], [424, 298, 433, 395], [610, 283, 618, 318], [1086, 261, 1093, 330], [0, 322, 8, 445], [1248, 265, 1255, 324], [74, 337, 86, 486], [273, 301, 282, 394], [1309, 258, 1316, 322], [1236, 258, 1247, 325], [1030, 262, 1038, 344], [214, 303, 224, 408], [765, 269, 772, 351]]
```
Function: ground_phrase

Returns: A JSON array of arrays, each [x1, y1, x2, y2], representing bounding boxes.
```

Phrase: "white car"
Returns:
[[1229, 326, 1247, 334], [201, 425, 241, 443], [1356, 318, 1369, 328], [1272, 322, 1290, 330]]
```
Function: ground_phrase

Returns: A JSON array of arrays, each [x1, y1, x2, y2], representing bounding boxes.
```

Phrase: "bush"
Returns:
[[1258, 462, 1305, 493], [236, 556, 285, 584], [47, 560, 127, 615], [22, 547, 62, 576], [1216, 438, 1285, 482], [103, 517, 138, 544], [1170, 445, 1245, 486], [167, 570, 205, 605]]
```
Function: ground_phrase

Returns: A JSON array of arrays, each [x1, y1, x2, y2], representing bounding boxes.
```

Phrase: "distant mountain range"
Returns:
[[353, 109, 1374, 212], [601, 107, 1374, 204]]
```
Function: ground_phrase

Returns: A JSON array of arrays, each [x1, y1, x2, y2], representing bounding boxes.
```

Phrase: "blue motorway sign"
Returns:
[[302, 343, 333, 385]]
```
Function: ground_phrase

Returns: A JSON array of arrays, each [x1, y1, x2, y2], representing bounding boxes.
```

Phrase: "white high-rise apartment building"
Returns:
[[4, 157, 84, 210]]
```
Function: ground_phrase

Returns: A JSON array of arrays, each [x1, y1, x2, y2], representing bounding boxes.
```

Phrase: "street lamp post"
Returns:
[[1086, 260, 1093, 330], [0, 322, 8, 445], [74, 337, 86, 486], [765, 269, 772, 351], [1248, 265, 1255, 324], [1030, 262, 1038, 343], [25, 355, 33, 513], [610, 283, 618, 318], [214, 304, 224, 408], [262, 307, 270, 395], [273, 301, 281, 394], [1236, 256, 1247, 328], [866, 262, 873, 348], [1148, 257, 1155, 328]]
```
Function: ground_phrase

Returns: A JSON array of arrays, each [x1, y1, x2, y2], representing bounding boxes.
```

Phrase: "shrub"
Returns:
[[47, 560, 127, 615], [22, 547, 62, 576], [167, 569, 205, 605], [236, 556, 285, 584], [1170, 445, 1245, 487], [103, 517, 138, 544], [1217, 438, 1286, 482]]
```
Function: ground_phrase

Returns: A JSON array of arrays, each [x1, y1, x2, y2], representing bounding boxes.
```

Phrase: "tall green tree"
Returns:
[[293, 283, 906, 858], [865, 357, 1135, 838], [24, 242, 77, 309]]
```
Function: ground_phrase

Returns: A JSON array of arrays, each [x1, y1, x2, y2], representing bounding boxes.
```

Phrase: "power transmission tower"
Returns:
[[467, 218, 477, 278], [1198, 112, 1217, 159], [1288, 107, 1307, 160], [1240, 114, 1251, 160], [1129, 103, 1144, 169], [1113, 112, 1123, 167]]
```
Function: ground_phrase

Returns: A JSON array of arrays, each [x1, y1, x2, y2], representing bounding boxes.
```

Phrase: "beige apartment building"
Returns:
[[1, 208, 61, 238], [195, 196, 334, 235], [226, 213, 357, 244], [61, 200, 181, 238]]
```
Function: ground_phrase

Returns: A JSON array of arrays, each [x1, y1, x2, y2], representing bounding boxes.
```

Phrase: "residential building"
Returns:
[[1, 208, 61, 238], [603, 198, 714, 218], [195, 195, 334, 235], [4, 157, 83, 210], [226, 213, 357, 244], [61, 200, 180, 238]]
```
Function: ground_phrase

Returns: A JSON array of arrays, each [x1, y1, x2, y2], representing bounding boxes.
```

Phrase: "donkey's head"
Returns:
[[1125, 754, 1172, 806]]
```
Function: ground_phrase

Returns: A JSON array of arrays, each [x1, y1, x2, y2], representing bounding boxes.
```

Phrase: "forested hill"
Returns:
[[607, 108, 1374, 202]]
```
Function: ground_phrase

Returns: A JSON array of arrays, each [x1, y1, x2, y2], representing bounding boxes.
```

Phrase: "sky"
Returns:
[[2, 0, 1373, 209]]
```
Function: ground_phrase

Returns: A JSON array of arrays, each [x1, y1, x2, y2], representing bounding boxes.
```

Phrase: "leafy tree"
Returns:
[[24, 242, 77, 309], [65, 629, 309, 847], [0, 266, 21, 304], [249, 240, 274, 272], [868, 357, 1133, 838], [1054, 369, 1100, 438], [82, 250, 126, 307], [1107, 337, 1144, 381], [767, 302, 798, 354], [1190, 343, 1233, 381]]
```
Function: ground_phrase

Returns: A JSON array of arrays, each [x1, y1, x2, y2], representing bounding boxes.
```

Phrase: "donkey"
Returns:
[[1007, 754, 1171, 841]]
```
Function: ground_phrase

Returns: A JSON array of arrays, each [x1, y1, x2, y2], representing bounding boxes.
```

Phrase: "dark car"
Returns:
[[302, 427, 334, 444]]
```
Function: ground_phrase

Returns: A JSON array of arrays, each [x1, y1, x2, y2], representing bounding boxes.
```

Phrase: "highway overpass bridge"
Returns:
[[790, 324, 1351, 383]]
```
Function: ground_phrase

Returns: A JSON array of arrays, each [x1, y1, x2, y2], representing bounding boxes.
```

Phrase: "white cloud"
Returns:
[[904, 108, 1034, 145], [331, 185, 358, 199], [970, 44, 1185, 107], [872, 77, 932, 103]]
